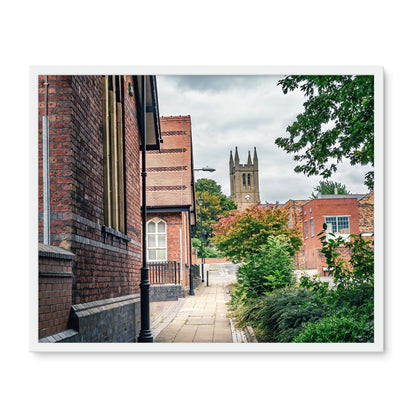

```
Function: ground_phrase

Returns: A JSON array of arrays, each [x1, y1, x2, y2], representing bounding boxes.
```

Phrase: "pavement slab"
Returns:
[[154, 262, 240, 343]]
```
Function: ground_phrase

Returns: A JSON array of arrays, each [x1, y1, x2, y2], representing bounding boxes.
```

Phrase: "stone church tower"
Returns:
[[229, 147, 260, 210]]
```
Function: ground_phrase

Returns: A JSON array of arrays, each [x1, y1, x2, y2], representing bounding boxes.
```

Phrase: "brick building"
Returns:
[[37, 75, 195, 343], [283, 193, 374, 274], [146, 116, 196, 295]]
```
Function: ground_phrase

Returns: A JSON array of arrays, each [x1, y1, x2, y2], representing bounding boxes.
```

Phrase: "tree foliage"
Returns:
[[212, 203, 303, 263], [235, 236, 296, 300], [192, 179, 237, 254], [276, 75, 374, 190], [310, 179, 350, 199]]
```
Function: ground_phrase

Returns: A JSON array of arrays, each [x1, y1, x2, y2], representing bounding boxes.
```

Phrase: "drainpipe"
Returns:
[[42, 76, 50, 245], [137, 76, 153, 343], [188, 209, 194, 295], [179, 228, 183, 282]]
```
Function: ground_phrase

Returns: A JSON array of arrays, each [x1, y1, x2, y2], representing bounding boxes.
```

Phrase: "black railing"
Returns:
[[148, 261, 181, 285]]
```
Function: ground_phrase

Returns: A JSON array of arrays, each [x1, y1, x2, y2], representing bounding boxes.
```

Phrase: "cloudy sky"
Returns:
[[156, 75, 371, 204]]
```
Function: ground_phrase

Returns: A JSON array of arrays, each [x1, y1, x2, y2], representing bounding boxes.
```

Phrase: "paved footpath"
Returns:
[[154, 263, 240, 343]]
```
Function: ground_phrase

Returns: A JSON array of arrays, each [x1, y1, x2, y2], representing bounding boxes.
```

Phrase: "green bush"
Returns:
[[251, 288, 328, 342], [235, 235, 295, 301], [294, 306, 374, 343], [229, 287, 328, 342]]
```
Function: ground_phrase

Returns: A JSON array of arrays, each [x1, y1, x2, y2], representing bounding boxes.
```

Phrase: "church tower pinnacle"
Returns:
[[229, 147, 260, 210]]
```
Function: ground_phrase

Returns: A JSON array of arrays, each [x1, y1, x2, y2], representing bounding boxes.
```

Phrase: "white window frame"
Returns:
[[288, 214, 292, 229], [304, 220, 308, 239], [147, 218, 167, 262], [310, 217, 314, 237], [324, 215, 350, 242]]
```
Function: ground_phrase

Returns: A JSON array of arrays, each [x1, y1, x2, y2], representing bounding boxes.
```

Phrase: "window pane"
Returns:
[[310, 218, 314, 237], [304, 221, 308, 238], [148, 235, 156, 248], [157, 221, 166, 233], [325, 217, 337, 233], [148, 249, 156, 260], [148, 221, 156, 233], [337, 216, 349, 234], [156, 249, 166, 260], [158, 234, 166, 248]]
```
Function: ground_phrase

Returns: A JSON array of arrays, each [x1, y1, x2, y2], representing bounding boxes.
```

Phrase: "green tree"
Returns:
[[192, 179, 237, 254], [212, 203, 302, 263], [275, 75, 374, 190], [310, 179, 350, 199]]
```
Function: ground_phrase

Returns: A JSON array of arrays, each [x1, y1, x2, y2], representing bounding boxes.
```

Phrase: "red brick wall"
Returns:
[[38, 254, 73, 338], [301, 198, 359, 271], [38, 75, 144, 305], [38, 75, 73, 244]]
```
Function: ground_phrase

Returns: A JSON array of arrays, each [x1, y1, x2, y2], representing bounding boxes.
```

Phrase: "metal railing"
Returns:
[[148, 261, 181, 285]]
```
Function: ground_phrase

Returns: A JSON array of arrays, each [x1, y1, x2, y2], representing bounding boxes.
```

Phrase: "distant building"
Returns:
[[229, 147, 260, 210], [146, 115, 197, 295], [285, 193, 374, 275]]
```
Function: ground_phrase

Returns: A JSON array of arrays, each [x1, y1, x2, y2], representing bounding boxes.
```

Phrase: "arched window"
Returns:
[[242, 174, 246, 186], [147, 218, 167, 261], [247, 174, 251, 186]]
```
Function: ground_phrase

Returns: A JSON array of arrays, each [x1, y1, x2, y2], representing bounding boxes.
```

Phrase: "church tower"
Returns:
[[229, 147, 260, 210]]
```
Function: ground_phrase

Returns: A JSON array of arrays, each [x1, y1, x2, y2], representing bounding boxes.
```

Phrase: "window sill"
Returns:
[[102, 226, 131, 243]]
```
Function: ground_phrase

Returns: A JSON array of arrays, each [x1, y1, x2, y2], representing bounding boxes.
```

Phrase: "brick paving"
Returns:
[[154, 263, 240, 343]]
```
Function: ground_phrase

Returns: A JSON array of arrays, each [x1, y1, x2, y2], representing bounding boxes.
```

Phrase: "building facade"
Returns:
[[285, 193, 374, 274], [229, 147, 260, 210], [146, 115, 197, 295], [37, 75, 195, 343]]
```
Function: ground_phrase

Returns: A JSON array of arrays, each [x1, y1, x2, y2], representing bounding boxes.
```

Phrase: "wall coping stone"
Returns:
[[39, 329, 79, 343], [39, 244, 75, 260]]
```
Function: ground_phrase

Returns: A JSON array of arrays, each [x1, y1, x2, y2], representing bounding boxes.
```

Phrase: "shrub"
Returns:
[[294, 306, 374, 343], [234, 235, 295, 301], [230, 287, 328, 342], [256, 288, 328, 342]]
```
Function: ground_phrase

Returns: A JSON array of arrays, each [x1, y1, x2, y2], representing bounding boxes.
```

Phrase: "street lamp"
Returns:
[[194, 166, 216, 172], [198, 195, 205, 282]]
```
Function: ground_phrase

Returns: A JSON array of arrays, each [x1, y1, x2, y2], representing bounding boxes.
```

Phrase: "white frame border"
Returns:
[[30, 66, 384, 353]]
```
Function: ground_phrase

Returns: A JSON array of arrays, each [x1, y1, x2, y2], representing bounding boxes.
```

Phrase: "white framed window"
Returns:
[[288, 214, 292, 229], [304, 220, 308, 239], [147, 218, 167, 261], [325, 216, 350, 241], [310, 218, 314, 237]]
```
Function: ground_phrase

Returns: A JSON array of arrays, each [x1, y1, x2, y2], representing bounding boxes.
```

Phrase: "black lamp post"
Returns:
[[137, 76, 153, 343], [198, 195, 205, 282]]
